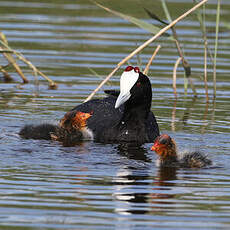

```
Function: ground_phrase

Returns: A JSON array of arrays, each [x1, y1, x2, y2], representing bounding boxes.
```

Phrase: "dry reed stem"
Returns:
[[16, 54, 57, 88], [0, 34, 28, 83], [1, 49, 29, 83], [117, 0, 207, 66], [0, 41, 57, 88], [143, 45, 161, 75], [173, 57, 182, 97], [85, 0, 208, 102]]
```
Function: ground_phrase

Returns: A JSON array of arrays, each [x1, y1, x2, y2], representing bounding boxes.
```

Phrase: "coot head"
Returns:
[[115, 66, 152, 110]]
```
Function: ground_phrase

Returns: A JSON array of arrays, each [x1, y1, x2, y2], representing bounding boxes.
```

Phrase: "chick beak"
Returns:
[[83, 112, 92, 121], [151, 142, 160, 151]]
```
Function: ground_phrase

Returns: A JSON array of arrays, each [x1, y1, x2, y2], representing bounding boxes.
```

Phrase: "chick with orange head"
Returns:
[[151, 134, 212, 168], [19, 109, 93, 146], [51, 111, 93, 146]]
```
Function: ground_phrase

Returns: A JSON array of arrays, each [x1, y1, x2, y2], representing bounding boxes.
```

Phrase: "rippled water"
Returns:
[[0, 0, 230, 229]]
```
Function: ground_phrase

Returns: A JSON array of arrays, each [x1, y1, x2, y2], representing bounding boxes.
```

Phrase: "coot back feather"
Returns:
[[71, 66, 159, 144]]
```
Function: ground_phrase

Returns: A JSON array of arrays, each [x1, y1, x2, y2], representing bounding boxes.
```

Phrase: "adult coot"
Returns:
[[69, 65, 159, 144], [20, 66, 159, 145]]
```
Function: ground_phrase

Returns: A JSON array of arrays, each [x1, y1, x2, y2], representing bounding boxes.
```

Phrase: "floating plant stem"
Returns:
[[0, 32, 57, 88], [0, 32, 28, 83], [1, 48, 29, 83]]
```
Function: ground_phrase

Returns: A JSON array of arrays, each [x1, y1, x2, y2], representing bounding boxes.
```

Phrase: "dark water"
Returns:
[[0, 0, 230, 229]]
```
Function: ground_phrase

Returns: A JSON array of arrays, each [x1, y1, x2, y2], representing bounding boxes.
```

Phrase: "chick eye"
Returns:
[[134, 67, 140, 73]]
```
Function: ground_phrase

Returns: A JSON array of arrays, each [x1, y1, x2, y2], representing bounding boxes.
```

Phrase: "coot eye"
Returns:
[[125, 66, 134, 72], [134, 67, 140, 73]]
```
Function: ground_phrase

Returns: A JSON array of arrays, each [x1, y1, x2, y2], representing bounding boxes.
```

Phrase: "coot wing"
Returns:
[[71, 95, 159, 143], [146, 111, 159, 142]]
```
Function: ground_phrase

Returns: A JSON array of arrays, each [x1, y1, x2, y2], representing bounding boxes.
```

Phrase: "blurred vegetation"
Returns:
[[92, 0, 222, 100]]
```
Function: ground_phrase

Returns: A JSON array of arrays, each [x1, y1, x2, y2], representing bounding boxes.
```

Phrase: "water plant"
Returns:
[[86, 0, 223, 102], [144, 1, 196, 97], [213, 0, 221, 99], [0, 32, 57, 89]]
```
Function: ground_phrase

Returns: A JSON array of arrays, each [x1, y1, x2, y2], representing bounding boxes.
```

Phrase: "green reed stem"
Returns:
[[194, 1, 209, 101], [161, 0, 196, 97], [203, 4, 209, 102], [161, 0, 172, 22], [193, 0, 214, 62], [213, 0, 221, 99]]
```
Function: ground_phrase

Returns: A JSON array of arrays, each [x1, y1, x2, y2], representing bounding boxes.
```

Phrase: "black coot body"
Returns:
[[71, 67, 159, 144], [19, 66, 159, 145]]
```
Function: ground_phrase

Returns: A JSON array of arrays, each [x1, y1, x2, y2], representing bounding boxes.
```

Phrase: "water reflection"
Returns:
[[116, 143, 151, 162], [150, 166, 177, 208], [155, 166, 177, 186], [171, 97, 216, 133], [113, 144, 177, 215], [179, 97, 197, 128]]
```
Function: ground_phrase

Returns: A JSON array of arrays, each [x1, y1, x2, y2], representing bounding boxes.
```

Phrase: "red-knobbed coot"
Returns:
[[70, 66, 159, 144], [20, 66, 159, 145]]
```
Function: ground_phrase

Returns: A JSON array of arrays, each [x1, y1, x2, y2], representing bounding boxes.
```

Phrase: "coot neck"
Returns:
[[121, 101, 150, 123], [121, 77, 152, 123]]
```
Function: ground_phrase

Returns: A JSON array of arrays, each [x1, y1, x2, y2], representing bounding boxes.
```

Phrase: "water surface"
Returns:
[[0, 0, 230, 229]]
